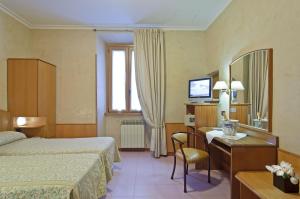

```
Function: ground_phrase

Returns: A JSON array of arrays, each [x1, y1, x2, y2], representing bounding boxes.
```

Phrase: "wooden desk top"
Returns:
[[198, 127, 277, 148], [236, 171, 300, 199]]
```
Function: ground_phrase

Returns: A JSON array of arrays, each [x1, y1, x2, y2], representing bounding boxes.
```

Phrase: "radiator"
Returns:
[[121, 120, 145, 148]]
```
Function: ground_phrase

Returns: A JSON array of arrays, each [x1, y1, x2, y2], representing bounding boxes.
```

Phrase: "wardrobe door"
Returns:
[[7, 59, 38, 117], [38, 60, 56, 137]]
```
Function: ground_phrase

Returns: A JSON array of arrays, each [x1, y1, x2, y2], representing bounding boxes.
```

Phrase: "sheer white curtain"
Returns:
[[134, 29, 167, 158]]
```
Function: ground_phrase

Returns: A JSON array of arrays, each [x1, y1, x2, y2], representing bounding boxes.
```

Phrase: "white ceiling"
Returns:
[[97, 31, 134, 43], [0, 0, 231, 30]]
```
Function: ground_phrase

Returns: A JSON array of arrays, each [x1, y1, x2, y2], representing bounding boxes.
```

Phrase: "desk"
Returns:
[[236, 171, 300, 199], [198, 127, 278, 199]]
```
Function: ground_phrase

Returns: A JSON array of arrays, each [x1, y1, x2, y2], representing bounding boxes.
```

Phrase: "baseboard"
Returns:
[[119, 148, 150, 152]]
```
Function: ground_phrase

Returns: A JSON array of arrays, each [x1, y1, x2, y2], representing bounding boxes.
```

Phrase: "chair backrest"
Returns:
[[171, 132, 188, 152], [172, 132, 187, 143], [171, 131, 210, 153]]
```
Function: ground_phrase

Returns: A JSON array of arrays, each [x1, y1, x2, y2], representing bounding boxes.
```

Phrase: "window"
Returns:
[[107, 45, 141, 113]]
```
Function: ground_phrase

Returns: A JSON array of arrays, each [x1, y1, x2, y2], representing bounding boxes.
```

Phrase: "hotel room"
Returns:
[[0, 0, 299, 198]]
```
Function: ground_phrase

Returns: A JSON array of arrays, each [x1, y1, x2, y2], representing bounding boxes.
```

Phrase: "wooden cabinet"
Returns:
[[186, 104, 217, 146], [186, 103, 217, 128], [8, 59, 56, 138], [166, 104, 217, 154]]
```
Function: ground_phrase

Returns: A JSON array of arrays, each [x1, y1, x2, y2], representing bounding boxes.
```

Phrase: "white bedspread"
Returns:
[[0, 137, 121, 181], [0, 154, 106, 199]]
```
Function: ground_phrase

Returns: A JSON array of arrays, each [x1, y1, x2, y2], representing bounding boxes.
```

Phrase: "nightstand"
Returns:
[[13, 117, 47, 137]]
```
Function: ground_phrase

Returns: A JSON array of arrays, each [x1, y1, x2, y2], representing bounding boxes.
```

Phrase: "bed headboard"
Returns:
[[0, 110, 12, 131]]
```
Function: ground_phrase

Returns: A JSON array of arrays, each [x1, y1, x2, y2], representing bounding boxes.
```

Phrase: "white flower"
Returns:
[[280, 161, 292, 169], [287, 167, 295, 177], [276, 170, 284, 176], [290, 177, 299, 185], [265, 162, 298, 179], [272, 165, 282, 172], [266, 165, 275, 173]]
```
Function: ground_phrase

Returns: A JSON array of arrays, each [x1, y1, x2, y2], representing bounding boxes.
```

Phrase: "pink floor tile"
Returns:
[[102, 151, 230, 199]]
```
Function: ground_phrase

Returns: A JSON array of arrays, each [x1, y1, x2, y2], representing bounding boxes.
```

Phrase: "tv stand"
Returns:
[[185, 103, 217, 128], [188, 101, 206, 105], [185, 103, 218, 169]]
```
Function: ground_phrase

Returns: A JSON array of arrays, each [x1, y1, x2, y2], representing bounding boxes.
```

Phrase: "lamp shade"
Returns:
[[16, 117, 26, 126], [231, 81, 245, 90], [213, 81, 228, 90]]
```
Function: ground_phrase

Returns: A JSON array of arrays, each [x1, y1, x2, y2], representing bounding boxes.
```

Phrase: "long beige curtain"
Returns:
[[134, 29, 167, 158], [248, 50, 269, 122]]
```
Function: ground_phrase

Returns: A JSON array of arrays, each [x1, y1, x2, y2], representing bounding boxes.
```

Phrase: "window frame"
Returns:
[[106, 44, 141, 114]]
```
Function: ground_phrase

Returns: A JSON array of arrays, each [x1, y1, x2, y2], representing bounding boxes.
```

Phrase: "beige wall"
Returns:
[[0, 11, 32, 110], [31, 30, 97, 124], [0, 9, 212, 128], [165, 31, 212, 122], [105, 31, 211, 144], [206, 0, 300, 154], [2, 2, 300, 155]]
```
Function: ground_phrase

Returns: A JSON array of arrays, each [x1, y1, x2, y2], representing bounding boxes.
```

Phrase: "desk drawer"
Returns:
[[211, 139, 231, 155]]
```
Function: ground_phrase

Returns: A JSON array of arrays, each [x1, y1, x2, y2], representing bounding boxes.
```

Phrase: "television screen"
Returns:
[[189, 78, 212, 98]]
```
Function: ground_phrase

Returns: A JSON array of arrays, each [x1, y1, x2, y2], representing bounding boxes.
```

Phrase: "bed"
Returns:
[[0, 153, 106, 199], [0, 131, 121, 182], [0, 110, 121, 182]]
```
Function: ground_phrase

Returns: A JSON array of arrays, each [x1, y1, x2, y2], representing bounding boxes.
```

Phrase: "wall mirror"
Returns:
[[229, 49, 273, 132]]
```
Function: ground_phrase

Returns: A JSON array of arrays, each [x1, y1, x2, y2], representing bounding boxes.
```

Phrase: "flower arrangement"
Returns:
[[266, 161, 299, 193]]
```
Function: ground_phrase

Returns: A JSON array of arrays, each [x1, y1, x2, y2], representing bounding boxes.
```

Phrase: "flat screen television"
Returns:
[[188, 77, 212, 103]]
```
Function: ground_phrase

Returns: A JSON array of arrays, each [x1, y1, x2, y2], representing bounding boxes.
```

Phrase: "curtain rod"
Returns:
[[94, 29, 134, 32]]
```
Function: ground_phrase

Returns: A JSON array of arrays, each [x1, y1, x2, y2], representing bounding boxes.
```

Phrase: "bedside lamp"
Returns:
[[16, 117, 26, 126], [231, 81, 245, 103], [213, 81, 229, 92]]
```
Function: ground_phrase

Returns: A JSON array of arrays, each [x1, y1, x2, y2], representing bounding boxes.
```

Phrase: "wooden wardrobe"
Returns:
[[7, 58, 56, 138]]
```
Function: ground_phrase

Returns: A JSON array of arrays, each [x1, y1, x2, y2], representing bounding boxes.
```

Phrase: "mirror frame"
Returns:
[[229, 48, 273, 132]]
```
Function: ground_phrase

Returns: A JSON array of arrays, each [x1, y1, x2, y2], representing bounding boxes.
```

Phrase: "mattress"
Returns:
[[0, 134, 121, 182], [0, 154, 106, 199]]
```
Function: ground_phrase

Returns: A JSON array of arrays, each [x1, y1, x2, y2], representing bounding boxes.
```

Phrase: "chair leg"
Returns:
[[171, 156, 176, 180], [184, 160, 187, 193], [186, 163, 188, 175], [208, 156, 211, 183]]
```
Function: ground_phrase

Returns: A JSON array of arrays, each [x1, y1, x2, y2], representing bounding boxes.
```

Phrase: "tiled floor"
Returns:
[[102, 151, 230, 199]]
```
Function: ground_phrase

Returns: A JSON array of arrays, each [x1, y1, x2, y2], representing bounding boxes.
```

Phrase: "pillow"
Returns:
[[0, 131, 27, 146]]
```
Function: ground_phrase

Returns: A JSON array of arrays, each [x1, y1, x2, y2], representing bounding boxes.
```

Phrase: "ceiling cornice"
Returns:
[[0, 2, 32, 28], [30, 24, 206, 31], [0, 2, 207, 31]]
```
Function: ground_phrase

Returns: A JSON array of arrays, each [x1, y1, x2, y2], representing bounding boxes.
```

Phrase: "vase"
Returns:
[[273, 174, 299, 193]]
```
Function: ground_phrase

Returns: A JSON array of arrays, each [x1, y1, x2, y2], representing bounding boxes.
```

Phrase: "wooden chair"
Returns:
[[170, 131, 211, 193]]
